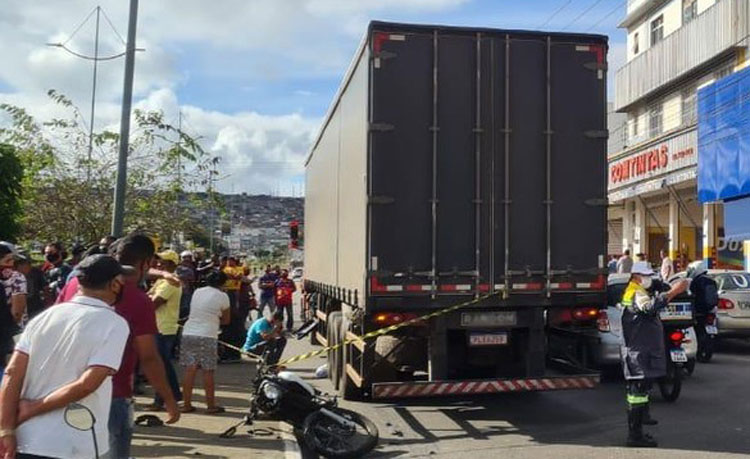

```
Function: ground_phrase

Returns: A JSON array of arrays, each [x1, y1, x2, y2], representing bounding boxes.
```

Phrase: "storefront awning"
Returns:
[[697, 65, 750, 203]]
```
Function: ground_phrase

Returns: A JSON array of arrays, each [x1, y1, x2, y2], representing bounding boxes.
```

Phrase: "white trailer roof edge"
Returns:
[[304, 29, 370, 167]]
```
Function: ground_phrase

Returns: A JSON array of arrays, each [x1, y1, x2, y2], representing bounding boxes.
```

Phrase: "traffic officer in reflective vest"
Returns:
[[621, 261, 688, 447]]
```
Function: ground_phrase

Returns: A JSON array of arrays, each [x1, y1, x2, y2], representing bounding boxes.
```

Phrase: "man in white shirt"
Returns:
[[0, 255, 130, 459], [660, 249, 674, 281]]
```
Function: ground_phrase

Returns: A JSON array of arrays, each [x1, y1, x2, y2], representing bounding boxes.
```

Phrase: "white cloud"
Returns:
[[0, 0, 471, 195]]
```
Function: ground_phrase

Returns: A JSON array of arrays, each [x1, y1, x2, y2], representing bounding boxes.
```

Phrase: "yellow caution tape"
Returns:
[[178, 292, 499, 367], [275, 292, 500, 367]]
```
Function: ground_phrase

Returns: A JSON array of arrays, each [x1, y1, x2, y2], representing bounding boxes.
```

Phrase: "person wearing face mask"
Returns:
[[0, 255, 130, 459], [43, 241, 72, 304], [0, 243, 27, 327], [620, 261, 689, 448], [56, 233, 180, 458]]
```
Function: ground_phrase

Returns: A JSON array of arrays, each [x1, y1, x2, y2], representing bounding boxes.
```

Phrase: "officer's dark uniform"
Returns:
[[621, 280, 668, 446]]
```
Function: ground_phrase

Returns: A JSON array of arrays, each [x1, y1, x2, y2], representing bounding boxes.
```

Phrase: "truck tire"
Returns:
[[327, 311, 343, 391], [309, 294, 321, 346], [339, 318, 363, 400]]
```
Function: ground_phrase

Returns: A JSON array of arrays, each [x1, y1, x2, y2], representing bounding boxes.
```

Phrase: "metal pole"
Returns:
[[86, 6, 100, 182], [545, 36, 553, 298], [474, 32, 482, 297], [430, 30, 439, 298], [111, 0, 139, 237], [503, 34, 511, 296]]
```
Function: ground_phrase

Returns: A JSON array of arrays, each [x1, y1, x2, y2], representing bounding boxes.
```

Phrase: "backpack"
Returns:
[[693, 275, 719, 313]]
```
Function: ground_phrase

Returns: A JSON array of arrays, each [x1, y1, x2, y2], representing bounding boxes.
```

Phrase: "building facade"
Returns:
[[608, 0, 749, 269]]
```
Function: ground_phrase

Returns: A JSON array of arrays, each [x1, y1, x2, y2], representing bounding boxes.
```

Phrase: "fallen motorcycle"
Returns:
[[221, 322, 379, 458]]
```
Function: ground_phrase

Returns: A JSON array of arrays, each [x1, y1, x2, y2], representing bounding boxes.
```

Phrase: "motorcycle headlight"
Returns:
[[261, 382, 282, 401]]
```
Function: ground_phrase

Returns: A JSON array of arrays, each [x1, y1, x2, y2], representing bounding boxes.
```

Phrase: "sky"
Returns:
[[0, 0, 627, 195]]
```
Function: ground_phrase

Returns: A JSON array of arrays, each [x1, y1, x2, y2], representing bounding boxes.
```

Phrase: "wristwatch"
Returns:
[[0, 428, 15, 437]]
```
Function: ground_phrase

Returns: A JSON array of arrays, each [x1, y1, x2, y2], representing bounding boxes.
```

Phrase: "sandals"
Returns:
[[179, 405, 197, 413], [206, 406, 226, 414], [134, 414, 164, 427]]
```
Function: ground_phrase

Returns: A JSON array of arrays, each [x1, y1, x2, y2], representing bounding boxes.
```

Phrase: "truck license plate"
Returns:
[[670, 349, 688, 363], [468, 332, 508, 347], [461, 311, 517, 327]]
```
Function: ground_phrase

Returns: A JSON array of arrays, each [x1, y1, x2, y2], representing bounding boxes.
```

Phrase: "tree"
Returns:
[[0, 144, 23, 241], [0, 91, 223, 246]]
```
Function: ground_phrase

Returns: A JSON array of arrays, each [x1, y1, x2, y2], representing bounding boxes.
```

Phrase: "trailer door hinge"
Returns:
[[583, 62, 608, 72], [369, 195, 395, 205], [370, 123, 394, 132], [584, 130, 609, 139], [584, 198, 609, 207]]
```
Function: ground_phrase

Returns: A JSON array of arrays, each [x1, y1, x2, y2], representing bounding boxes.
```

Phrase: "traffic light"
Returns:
[[290, 220, 299, 240]]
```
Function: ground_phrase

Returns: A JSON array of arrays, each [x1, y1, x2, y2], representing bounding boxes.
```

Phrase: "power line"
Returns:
[[586, 1, 625, 31], [562, 0, 605, 30], [538, 0, 573, 29]]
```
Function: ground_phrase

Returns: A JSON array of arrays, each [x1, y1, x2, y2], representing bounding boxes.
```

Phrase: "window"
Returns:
[[682, 88, 697, 126], [632, 32, 640, 55], [683, 0, 698, 24], [651, 15, 664, 46], [630, 114, 639, 141], [649, 103, 663, 137], [715, 64, 733, 81]]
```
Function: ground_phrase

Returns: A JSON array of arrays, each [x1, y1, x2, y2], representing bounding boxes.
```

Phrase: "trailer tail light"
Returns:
[[597, 310, 611, 332], [572, 307, 599, 322], [372, 312, 421, 327], [669, 330, 685, 345], [719, 298, 735, 310]]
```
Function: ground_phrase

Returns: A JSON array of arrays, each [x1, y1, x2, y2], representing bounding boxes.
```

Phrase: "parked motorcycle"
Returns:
[[221, 326, 379, 458], [658, 300, 693, 402], [694, 309, 718, 363]]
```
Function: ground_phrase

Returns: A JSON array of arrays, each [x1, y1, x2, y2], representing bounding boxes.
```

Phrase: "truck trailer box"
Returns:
[[304, 21, 608, 398]]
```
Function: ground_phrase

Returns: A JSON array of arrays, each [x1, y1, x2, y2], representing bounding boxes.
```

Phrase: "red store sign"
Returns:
[[610, 144, 695, 185]]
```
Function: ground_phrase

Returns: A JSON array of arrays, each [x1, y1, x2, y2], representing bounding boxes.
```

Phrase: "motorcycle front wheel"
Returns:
[[302, 407, 379, 459], [658, 363, 682, 402]]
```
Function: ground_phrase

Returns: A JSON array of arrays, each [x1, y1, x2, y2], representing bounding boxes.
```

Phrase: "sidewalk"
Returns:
[[131, 359, 291, 458]]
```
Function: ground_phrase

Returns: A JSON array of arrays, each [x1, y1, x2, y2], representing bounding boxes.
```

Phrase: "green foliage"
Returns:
[[0, 144, 24, 241], [0, 91, 223, 246]]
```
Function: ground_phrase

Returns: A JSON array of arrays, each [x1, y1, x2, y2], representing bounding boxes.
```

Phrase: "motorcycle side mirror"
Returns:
[[64, 403, 96, 431]]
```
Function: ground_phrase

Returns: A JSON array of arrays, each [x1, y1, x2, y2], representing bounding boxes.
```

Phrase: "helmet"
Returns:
[[180, 250, 193, 259], [631, 261, 654, 276], [687, 260, 708, 279]]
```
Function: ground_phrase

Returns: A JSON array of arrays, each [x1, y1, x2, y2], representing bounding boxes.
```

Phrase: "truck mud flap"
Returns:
[[372, 374, 600, 399]]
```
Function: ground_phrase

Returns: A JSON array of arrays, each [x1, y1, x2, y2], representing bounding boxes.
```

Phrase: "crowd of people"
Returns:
[[609, 248, 683, 280], [0, 235, 300, 459]]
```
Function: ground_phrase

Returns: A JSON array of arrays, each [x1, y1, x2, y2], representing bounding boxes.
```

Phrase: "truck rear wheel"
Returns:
[[327, 311, 343, 391]]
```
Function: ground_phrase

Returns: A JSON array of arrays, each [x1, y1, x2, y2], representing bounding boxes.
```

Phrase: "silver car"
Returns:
[[592, 274, 698, 368], [710, 270, 750, 337]]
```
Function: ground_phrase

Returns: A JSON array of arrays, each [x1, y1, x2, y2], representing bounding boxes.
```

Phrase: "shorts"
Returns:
[[179, 335, 218, 370]]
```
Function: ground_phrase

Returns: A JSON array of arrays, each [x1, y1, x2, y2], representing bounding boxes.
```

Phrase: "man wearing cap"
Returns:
[[145, 250, 183, 412], [0, 255, 130, 459], [621, 261, 688, 448], [176, 251, 197, 318]]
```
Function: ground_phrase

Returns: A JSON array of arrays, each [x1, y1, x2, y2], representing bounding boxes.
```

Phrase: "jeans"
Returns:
[[108, 398, 134, 459], [277, 303, 294, 331], [249, 337, 287, 365], [154, 334, 182, 405], [258, 295, 276, 316]]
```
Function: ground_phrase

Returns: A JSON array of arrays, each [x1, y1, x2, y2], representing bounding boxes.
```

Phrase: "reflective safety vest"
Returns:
[[620, 281, 666, 380]]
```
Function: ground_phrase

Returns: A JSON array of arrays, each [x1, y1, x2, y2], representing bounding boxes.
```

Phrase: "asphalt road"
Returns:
[[284, 335, 750, 459]]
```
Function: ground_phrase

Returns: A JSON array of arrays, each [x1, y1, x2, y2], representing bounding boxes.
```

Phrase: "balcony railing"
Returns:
[[615, 0, 748, 111]]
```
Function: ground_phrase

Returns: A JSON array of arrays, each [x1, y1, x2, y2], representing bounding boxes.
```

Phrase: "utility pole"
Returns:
[[111, 0, 139, 237], [86, 6, 101, 182]]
